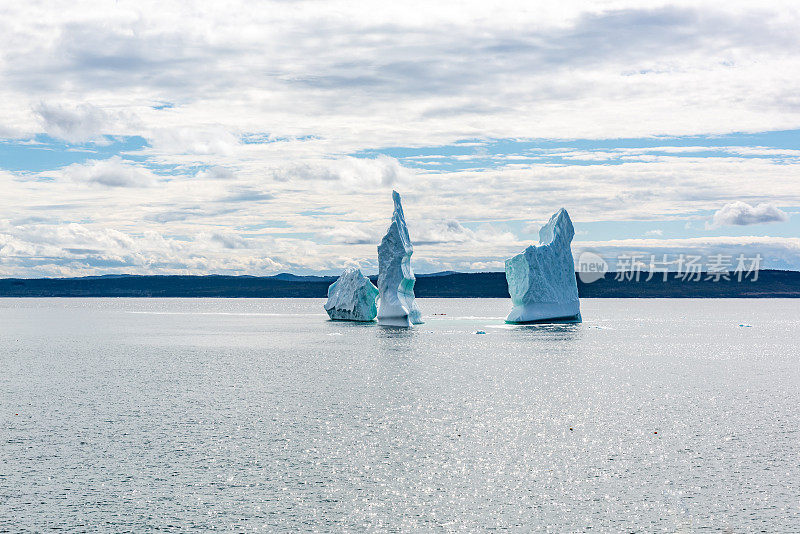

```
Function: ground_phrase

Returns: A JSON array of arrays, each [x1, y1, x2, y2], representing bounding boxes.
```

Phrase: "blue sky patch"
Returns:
[[0, 135, 149, 172]]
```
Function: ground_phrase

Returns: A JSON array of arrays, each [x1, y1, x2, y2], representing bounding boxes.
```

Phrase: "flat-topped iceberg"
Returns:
[[377, 191, 423, 327], [324, 268, 379, 322], [505, 208, 581, 323]]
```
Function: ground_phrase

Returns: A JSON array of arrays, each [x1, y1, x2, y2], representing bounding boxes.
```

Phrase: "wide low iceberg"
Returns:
[[505, 208, 581, 323], [377, 191, 423, 327], [324, 267, 379, 322]]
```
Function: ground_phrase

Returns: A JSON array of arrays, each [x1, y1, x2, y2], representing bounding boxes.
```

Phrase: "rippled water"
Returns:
[[2, 298, 799, 531]]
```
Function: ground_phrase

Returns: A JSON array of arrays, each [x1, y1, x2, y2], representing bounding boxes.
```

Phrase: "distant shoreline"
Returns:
[[0, 270, 798, 298]]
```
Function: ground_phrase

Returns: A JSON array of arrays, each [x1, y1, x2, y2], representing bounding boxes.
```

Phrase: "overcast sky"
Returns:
[[1, 0, 799, 276]]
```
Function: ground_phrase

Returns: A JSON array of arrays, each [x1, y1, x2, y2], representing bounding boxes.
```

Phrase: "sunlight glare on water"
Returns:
[[2, 298, 799, 531]]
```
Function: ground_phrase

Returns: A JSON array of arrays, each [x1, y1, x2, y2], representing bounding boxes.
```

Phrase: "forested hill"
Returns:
[[0, 270, 798, 297]]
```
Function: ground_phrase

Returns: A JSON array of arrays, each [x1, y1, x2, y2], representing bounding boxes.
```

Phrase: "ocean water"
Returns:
[[1, 298, 799, 532]]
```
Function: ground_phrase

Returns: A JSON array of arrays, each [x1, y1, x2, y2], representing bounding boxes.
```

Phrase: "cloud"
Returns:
[[323, 225, 376, 245], [59, 156, 159, 187], [575, 236, 800, 271], [708, 201, 789, 228], [3, 2, 800, 276], [272, 156, 409, 186], [273, 162, 339, 182], [195, 166, 236, 180], [2, 1, 800, 150], [468, 260, 505, 270], [411, 219, 517, 247], [0, 222, 295, 277], [413, 220, 476, 245], [34, 102, 116, 143], [209, 232, 250, 249], [145, 205, 237, 223], [218, 187, 275, 203], [149, 127, 240, 155], [522, 221, 548, 235], [20, 223, 135, 250]]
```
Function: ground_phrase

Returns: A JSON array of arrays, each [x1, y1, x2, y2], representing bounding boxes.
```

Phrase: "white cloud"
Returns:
[[272, 162, 339, 182], [411, 220, 516, 247], [149, 127, 240, 155], [272, 156, 410, 186], [34, 102, 110, 143], [708, 201, 789, 228], [575, 236, 800, 271], [468, 260, 505, 271], [523, 221, 548, 235], [59, 156, 159, 187], [33, 102, 139, 143], [413, 220, 475, 245], [195, 166, 236, 180], [0, 222, 295, 277], [2, 2, 800, 276], [3, 1, 800, 147], [208, 232, 250, 249], [323, 225, 376, 245], [0, 150, 795, 276]]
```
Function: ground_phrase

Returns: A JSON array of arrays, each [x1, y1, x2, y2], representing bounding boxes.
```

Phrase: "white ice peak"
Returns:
[[324, 267, 379, 322], [377, 191, 423, 327], [505, 208, 581, 323]]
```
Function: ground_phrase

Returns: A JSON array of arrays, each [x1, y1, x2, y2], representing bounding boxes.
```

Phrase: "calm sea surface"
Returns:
[[1, 298, 799, 532]]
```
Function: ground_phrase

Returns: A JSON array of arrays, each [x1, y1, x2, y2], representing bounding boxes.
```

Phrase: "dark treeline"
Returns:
[[0, 270, 798, 297]]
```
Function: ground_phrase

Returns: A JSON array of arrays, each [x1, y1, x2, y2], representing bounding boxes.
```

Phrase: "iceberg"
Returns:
[[377, 191, 423, 327], [505, 208, 581, 323], [324, 268, 379, 322]]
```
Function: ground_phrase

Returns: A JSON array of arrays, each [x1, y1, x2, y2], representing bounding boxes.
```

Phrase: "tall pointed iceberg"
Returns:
[[377, 191, 423, 327], [324, 268, 379, 322], [505, 208, 581, 323]]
